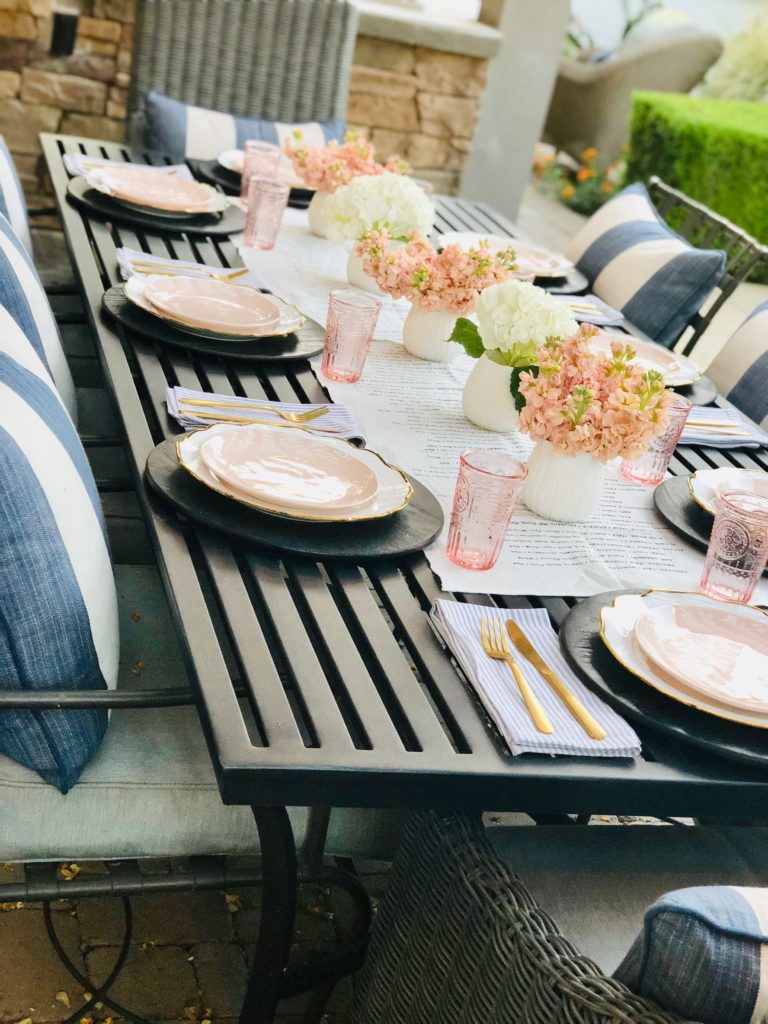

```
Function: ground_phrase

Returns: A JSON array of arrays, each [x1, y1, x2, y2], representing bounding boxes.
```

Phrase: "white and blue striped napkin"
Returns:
[[115, 246, 256, 283], [679, 405, 768, 449], [63, 154, 194, 179], [166, 386, 362, 439], [431, 600, 641, 758]]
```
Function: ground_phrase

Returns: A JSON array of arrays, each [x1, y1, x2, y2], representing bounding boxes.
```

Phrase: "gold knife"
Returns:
[[505, 620, 607, 741]]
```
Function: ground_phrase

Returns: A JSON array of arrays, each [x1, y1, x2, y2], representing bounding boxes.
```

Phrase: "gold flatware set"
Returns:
[[480, 613, 607, 740], [130, 260, 250, 283], [178, 397, 330, 424]]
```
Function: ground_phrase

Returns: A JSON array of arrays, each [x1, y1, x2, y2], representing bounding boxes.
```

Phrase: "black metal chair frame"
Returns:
[[647, 175, 768, 357]]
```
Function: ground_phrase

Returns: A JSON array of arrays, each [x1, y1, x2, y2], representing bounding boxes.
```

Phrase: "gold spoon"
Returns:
[[179, 398, 329, 424], [130, 262, 250, 283]]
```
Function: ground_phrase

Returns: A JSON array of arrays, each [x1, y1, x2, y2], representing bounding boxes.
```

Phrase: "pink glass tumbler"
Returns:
[[240, 140, 281, 201], [446, 451, 527, 570], [620, 395, 692, 486], [320, 289, 381, 383], [700, 490, 768, 604], [243, 176, 290, 250]]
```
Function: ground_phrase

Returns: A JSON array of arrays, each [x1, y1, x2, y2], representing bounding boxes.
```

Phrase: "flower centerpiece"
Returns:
[[324, 174, 435, 294], [517, 326, 675, 521], [284, 130, 408, 238], [356, 227, 516, 361], [452, 279, 578, 431]]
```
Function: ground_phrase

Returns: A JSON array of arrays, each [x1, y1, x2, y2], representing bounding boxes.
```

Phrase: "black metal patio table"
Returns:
[[42, 133, 768, 1021]]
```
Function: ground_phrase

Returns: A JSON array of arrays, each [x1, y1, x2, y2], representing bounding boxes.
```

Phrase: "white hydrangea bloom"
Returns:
[[475, 280, 578, 353], [325, 172, 435, 242]]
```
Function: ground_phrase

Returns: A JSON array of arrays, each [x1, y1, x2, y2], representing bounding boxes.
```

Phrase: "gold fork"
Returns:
[[179, 398, 329, 423], [480, 615, 553, 734], [130, 262, 250, 283]]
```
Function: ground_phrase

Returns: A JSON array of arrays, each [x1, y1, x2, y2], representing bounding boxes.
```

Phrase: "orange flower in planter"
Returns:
[[580, 146, 598, 162], [561, 184, 575, 199], [576, 166, 595, 182]]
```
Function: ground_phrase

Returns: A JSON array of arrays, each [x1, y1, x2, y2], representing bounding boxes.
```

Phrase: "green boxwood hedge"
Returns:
[[625, 91, 768, 243]]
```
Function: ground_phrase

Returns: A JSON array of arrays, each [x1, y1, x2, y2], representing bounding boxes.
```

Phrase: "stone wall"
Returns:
[[0, 0, 488, 204]]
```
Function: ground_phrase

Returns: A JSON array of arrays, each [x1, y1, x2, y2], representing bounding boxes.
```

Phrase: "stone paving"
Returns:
[[0, 858, 388, 1024]]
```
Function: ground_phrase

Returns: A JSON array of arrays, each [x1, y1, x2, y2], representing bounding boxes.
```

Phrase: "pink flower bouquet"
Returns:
[[517, 326, 675, 462], [356, 227, 517, 313], [285, 130, 408, 195]]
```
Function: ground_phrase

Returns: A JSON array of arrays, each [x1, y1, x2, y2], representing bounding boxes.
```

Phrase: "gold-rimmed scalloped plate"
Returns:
[[590, 331, 701, 386], [217, 149, 314, 191], [177, 423, 413, 522], [86, 167, 230, 216], [688, 467, 768, 516], [124, 275, 305, 340], [600, 589, 768, 729]]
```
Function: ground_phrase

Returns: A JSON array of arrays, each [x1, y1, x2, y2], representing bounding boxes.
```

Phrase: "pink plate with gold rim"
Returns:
[[144, 277, 280, 334], [590, 331, 700, 386], [199, 424, 379, 513], [634, 603, 768, 713], [99, 167, 220, 212]]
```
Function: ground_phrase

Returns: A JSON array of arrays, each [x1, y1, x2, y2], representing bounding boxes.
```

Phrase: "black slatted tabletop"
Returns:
[[43, 134, 768, 817]]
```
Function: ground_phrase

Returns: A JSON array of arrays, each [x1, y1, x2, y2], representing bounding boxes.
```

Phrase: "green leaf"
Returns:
[[450, 317, 484, 359], [509, 364, 537, 414]]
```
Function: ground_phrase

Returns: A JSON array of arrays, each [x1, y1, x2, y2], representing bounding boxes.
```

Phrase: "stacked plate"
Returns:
[[688, 467, 768, 515], [438, 230, 573, 279], [590, 331, 700, 386], [217, 149, 313, 193], [601, 589, 768, 729], [124, 274, 305, 340], [86, 166, 229, 217], [177, 422, 412, 522]]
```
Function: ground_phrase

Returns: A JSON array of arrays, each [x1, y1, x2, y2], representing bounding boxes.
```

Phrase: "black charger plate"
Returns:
[[188, 158, 313, 208], [536, 267, 589, 295], [560, 590, 768, 767], [146, 435, 444, 561], [102, 286, 324, 362], [67, 176, 245, 237]]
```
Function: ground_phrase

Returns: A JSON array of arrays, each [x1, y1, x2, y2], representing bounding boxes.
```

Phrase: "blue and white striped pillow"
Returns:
[[145, 90, 345, 162], [566, 183, 726, 349], [615, 885, 768, 1024], [0, 136, 31, 254], [707, 300, 768, 429], [0, 213, 76, 421], [0, 305, 118, 792]]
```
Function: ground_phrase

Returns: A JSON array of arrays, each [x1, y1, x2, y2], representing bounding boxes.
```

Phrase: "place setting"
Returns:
[[102, 247, 325, 362], [66, 160, 246, 236], [188, 145, 315, 208]]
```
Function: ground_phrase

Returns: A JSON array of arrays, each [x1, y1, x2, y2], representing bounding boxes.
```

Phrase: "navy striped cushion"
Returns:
[[0, 213, 76, 420], [707, 300, 768, 429], [566, 183, 726, 349], [0, 136, 31, 254], [0, 305, 117, 792], [615, 885, 768, 1024], [145, 89, 345, 162]]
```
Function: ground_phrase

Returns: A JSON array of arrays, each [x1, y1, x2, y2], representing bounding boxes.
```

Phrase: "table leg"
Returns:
[[239, 806, 298, 1024], [302, 806, 331, 874]]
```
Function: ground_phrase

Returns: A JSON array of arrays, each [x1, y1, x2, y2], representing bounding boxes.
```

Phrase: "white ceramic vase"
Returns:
[[346, 249, 387, 295], [307, 190, 331, 237], [402, 305, 461, 362], [521, 441, 606, 522], [462, 352, 519, 432]]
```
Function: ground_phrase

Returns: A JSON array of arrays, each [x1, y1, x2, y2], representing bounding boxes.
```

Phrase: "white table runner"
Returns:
[[240, 213, 768, 600]]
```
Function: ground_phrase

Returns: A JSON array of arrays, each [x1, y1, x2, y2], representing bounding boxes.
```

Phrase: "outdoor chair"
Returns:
[[647, 175, 768, 357], [355, 810, 768, 1023], [127, 0, 358, 147]]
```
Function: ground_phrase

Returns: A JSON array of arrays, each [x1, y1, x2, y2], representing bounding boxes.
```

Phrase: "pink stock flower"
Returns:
[[517, 326, 676, 462], [355, 227, 517, 314], [284, 131, 408, 194]]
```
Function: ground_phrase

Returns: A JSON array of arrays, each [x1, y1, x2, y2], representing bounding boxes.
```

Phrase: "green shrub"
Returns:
[[625, 91, 768, 244]]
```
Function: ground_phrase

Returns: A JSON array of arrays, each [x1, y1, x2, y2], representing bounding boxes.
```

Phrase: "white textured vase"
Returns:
[[346, 249, 387, 295], [307, 190, 331, 237], [462, 353, 519, 432], [402, 305, 461, 362], [522, 441, 606, 522]]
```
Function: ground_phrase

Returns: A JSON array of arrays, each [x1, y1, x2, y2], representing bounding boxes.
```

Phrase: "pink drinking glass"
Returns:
[[700, 490, 768, 604], [243, 176, 290, 250], [446, 451, 527, 570], [239, 140, 282, 201], [320, 289, 382, 383], [620, 395, 692, 486]]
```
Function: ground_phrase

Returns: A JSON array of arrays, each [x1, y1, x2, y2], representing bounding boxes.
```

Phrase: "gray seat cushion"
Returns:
[[0, 564, 399, 862], [489, 824, 768, 975]]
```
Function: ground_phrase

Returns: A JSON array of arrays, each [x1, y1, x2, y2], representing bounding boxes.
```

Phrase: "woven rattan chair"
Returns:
[[647, 175, 768, 357], [354, 811, 681, 1024], [127, 0, 358, 145]]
